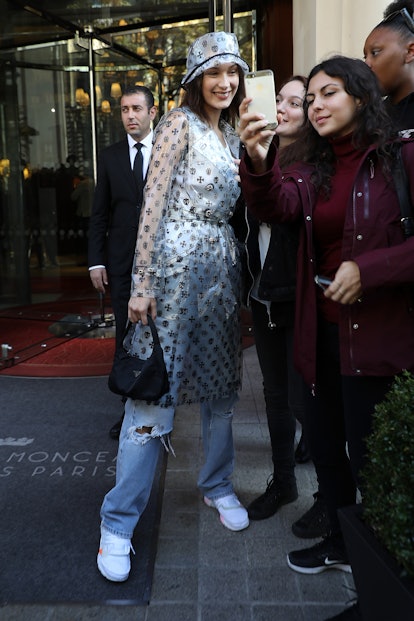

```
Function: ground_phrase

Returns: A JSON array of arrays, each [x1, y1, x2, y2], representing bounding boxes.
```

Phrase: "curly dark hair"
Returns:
[[301, 55, 397, 196], [180, 66, 246, 126]]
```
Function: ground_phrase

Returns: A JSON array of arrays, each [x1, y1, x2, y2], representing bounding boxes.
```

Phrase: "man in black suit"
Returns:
[[88, 85, 157, 438]]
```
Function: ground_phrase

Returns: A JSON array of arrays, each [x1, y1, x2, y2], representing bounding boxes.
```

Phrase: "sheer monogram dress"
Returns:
[[128, 107, 243, 407]]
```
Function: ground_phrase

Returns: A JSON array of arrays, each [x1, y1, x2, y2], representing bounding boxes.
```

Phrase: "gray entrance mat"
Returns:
[[0, 376, 166, 605]]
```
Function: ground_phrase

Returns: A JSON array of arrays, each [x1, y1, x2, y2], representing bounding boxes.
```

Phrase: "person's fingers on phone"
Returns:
[[238, 115, 266, 136], [323, 285, 334, 299], [239, 119, 272, 144], [239, 98, 270, 128], [324, 279, 343, 301], [238, 98, 251, 127], [325, 280, 361, 305], [239, 96, 252, 113], [334, 289, 358, 305], [329, 261, 362, 303]]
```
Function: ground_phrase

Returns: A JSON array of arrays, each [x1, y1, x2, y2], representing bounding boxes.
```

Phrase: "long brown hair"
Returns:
[[276, 75, 309, 169], [180, 65, 246, 126]]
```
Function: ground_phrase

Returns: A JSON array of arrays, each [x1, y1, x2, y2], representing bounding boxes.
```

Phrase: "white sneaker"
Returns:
[[97, 526, 133, 582], [204, 493, 249, 531]]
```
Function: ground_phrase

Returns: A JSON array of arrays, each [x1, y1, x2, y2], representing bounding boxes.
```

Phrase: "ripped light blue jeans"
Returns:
[[100, 392, 238, 539]]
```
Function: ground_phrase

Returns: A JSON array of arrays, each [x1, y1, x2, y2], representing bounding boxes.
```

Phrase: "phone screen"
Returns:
[[245, 70, 278, 130]]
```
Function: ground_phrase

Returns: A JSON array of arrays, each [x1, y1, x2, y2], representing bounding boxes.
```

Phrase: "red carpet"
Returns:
[[0, 334, 115, 377], [0, 301, 254, 378], [0, 299, 115, 377]]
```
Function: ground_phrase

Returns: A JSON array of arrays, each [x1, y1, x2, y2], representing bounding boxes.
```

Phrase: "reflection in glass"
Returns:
[[0, 6, 254, 311]]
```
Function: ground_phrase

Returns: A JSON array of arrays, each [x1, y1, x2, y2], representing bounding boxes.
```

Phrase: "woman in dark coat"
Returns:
[[244, 75, 328, 539], [238, 55, 414, 619]]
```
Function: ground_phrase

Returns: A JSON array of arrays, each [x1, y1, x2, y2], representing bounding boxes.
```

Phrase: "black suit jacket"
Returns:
[[88, 137, 142, 277]]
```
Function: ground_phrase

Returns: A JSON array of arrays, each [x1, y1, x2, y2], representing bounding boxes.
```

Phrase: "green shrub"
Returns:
[[362, 370, 414, 580]]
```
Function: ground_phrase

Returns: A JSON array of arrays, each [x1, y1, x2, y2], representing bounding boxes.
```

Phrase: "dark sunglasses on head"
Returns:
[[381, 7, 414, 33]]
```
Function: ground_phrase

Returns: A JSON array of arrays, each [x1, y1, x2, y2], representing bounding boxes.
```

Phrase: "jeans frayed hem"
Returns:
[[204, 488, 235, 503], [101, 521, 134, 541]]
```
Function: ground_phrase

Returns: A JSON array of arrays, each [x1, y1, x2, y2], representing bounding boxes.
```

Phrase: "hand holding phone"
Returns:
[[314, 275, 333, 291], [244, 70, 278, 130]]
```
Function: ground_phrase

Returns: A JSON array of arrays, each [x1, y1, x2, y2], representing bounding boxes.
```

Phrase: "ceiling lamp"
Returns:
[[75, 88, 85, 104], [101, 100, 111, 114], [110, 82, 122, 99], [95, 85, 102, 106]]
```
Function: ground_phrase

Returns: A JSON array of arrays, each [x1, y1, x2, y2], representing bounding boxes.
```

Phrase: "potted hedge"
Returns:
[[339, 370, 414, 621]]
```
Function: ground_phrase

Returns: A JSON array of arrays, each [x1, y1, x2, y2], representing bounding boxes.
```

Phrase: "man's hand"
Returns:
[[90, 267, 108, 294]]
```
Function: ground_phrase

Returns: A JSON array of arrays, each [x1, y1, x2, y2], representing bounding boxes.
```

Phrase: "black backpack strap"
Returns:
[[391, 145, 414, 238]]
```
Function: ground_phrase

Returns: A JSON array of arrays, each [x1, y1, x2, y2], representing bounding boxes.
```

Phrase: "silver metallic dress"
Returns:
[[129, 106, 243, 407]]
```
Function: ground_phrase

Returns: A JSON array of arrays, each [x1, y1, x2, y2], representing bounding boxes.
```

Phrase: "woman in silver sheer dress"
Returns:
[[97, 31, 250, 583]]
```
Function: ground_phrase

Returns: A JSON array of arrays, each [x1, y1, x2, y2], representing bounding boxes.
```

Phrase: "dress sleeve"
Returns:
[[131, 109, 188, 297]]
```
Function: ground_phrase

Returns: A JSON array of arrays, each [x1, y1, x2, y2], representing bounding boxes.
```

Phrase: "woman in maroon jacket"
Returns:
[[238, 55, 414, 610]]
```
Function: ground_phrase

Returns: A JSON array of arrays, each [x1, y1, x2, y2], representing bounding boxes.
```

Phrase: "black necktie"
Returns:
[[133, 142, 144, 204]]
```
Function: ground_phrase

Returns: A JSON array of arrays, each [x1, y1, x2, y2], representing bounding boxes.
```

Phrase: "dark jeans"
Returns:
[[251, 298, 304, 487], [303, 320, 392, 535]]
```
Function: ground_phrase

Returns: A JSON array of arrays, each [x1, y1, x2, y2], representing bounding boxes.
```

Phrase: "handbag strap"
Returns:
[[121, 315, 161, 348], [391, 145, 414, 238]]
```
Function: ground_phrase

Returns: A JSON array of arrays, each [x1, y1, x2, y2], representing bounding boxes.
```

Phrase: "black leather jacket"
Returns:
[[244, 209, 300, 327]]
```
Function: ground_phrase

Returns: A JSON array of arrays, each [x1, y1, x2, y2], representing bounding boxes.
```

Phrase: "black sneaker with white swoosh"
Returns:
[[287, 535, 352, 574]]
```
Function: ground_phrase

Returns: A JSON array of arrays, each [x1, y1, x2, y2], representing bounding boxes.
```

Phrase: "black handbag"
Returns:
[[108, 316, 170, 401]]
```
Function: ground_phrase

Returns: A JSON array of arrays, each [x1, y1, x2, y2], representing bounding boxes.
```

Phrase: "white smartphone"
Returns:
[[244, 69, 278, 130]]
